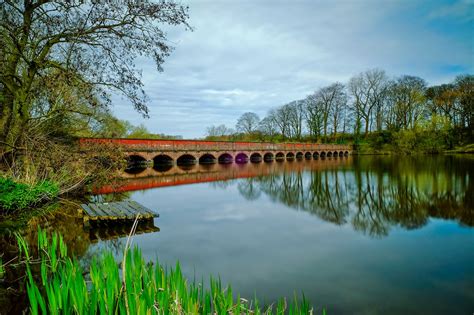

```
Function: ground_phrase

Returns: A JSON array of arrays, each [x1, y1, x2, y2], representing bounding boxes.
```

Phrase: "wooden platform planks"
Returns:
[[89, 223, 160, 243], [81, 200, 159, 224]]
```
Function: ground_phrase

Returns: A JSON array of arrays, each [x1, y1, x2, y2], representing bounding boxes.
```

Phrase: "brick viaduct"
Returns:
[[80, 138, 353, 166]]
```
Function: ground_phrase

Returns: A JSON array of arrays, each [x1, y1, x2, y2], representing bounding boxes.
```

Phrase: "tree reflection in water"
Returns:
[[237, 155, 473, 237]]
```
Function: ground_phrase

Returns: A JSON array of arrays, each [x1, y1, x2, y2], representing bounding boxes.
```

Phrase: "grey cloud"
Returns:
[[112, 0, 473, 138]]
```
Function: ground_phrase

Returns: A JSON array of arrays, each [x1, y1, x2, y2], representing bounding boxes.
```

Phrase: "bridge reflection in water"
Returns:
[[94, 155, 473, 238], [95, 156, 352, 194]]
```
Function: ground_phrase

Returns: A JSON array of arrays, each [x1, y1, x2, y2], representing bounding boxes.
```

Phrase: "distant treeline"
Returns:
[[206, 69, 473, 153]]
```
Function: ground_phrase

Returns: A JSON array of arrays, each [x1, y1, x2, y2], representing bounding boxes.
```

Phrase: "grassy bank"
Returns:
[[0, 178, 58, 214], [353, 142, 474, 155], [9, 229, 316, 314], [445, 143, 474, 154]]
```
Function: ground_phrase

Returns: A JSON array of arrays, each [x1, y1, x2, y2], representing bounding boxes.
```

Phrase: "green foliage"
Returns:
[[22, 230, 316, 314], [393, 129, 418, 153], [391, 115, 453, 153], [0, 258, 4, 280], [358, 115, 457, 154], [0, 178, 58, 214]]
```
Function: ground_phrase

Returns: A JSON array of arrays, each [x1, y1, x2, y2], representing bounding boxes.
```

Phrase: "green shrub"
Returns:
[[0, 178, 59, 213]]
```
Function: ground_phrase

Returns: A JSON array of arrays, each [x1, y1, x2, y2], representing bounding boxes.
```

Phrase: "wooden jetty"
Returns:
[[89, 222, 160, 243], [81, 200, 159, 225]]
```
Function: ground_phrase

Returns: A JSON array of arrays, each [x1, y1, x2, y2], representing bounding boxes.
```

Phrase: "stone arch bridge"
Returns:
[[80, 138, 353, 166]]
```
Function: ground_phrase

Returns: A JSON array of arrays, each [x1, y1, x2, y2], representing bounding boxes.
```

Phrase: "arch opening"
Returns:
[[153, 154, 173, 166], [250, 153, 262, 163], [177, 154, 197, 166], [339, 151, 344, 157], [296, 152, 304, 160], [313, 152, 319, 159], [327, 152, 333, 157], [125, 154, 148, 174], [286, 152, 295, 160], [235, 153, 249, 164], [264, 152, 274, 162], [275, 152, 285, 162], [218, 153, 233, 164], [344, 151, 349, 156], [320, 152, 326, 158], [199, 153, 217, 165], [153, 154, 173, 172], [305, 152, 312, 160], [333, 151, 339, 158]]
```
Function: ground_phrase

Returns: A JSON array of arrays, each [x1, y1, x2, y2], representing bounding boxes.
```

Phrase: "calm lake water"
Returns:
[[9, 155, 472, 314], [83, 155, 474, 314]]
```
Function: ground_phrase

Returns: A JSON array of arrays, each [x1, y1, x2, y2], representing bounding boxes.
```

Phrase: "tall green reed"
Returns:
[[20, 228, 316, 314]]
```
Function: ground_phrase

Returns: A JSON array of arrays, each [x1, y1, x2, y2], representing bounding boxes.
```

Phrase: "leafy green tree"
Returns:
[[0, 1, 189, 156], [386, 76, 427, 130], [454, 74, 473, 133]]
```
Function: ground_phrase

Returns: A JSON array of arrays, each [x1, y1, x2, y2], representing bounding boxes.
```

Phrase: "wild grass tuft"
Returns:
[[20, 229, 317, 314]]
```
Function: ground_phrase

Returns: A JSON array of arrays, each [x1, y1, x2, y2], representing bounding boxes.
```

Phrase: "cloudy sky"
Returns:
[[113, 0, 473, 138]]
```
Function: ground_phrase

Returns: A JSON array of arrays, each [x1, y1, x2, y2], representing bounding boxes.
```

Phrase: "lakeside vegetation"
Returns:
[[6, 229, 315, 314], [236, 155, 473, 237], [206, 72, 473, 155], [0, 1, 190, 205]]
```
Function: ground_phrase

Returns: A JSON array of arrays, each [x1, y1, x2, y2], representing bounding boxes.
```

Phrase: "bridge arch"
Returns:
[[305, 152, 312, 160], [264, 152, 274, 162], [320, 151, 326, 158], [250, 153, 262, 163], [344, 151, 349, 156], [296, 152, 304, 160], [286, 152, 295, 160], [275, 152, 285, 162], [235, 153, 249, 164], [313, 152, 319, 159], [333, 151, 338, 157], [327, 151, 332, 157], [339, 151, 344, 157], [218, 153, 233, 164], [177, 154, 197, 166], [199, 153, 217, 164]]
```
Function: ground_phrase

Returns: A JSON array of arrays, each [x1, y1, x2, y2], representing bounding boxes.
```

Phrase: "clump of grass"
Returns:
[[0, 177, 59, 214], [20, 229, 316, 314]]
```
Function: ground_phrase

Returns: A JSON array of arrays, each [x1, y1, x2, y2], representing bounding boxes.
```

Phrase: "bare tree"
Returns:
[[274, 105, 292, 139], [287, 100, 305, 140], [236, 112, 260, 134], [259, 114, 278, 139], [312, 83, 347, 140], [348, 69, 389, 136], [206, 124, 234, 137], [328, 83, 347, 138], [304, 93, 324, 141]]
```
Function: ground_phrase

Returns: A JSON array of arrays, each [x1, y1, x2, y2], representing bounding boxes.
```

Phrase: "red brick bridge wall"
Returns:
[[80, 138, 353, 163]]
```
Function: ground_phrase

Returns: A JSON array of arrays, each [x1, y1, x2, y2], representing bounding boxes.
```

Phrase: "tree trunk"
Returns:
[[1, 93, 28, 158]]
